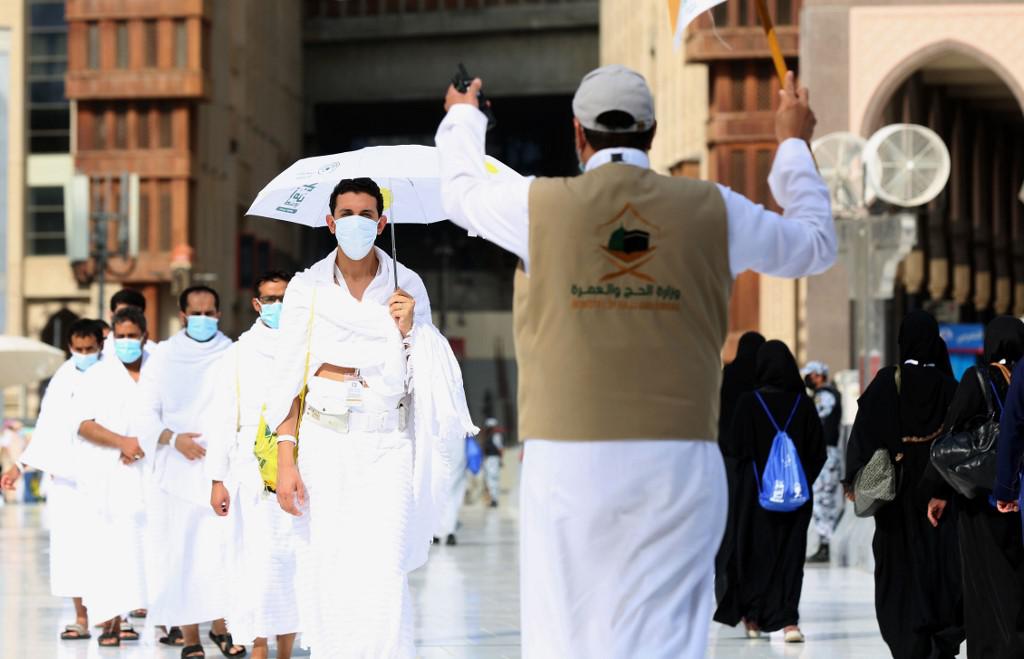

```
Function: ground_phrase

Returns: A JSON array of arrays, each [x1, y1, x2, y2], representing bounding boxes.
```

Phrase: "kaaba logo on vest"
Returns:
[[597, 203, 659, 282]]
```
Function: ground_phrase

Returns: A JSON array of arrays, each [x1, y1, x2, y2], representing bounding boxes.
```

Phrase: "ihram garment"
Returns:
[[71, 354, 151, 624], [137, 330, 233, 627], [19, 358, 90, 599], [262, 248, 475, 658], [207, 319, 299, 643]]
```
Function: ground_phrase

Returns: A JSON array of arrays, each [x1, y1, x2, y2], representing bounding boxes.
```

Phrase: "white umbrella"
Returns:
[[0, 336, 66, 388], [246, 145, 522, 286]]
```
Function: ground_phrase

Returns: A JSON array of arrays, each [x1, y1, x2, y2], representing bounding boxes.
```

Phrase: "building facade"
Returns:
[[801, 0, 1024, 372], [35, 0, 306, 340]]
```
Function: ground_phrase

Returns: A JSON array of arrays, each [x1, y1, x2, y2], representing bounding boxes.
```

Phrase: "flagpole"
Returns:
[[754, 0, 788, 87]]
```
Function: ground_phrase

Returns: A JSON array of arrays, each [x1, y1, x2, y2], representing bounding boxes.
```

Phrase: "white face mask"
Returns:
[[334, 216, 379, 261]]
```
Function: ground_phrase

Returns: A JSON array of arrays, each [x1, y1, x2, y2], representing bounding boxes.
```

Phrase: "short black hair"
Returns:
[[329, 177, 384, 216], [112, 307, 148, 334], [95, 319, 110, 332], [583, 111, 656, 151], [254, 270, 293, 298], [68, 318, 104, 347], [178, 285, 220, 313], [110, 288, 146, 313]]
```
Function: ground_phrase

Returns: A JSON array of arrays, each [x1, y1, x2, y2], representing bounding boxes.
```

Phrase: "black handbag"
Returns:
[[930, 367, 1004, 499]]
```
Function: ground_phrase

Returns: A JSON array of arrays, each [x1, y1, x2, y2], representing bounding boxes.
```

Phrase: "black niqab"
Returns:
[[984, 315, 1024, 365], [755, 340, 805, 393], [898, 311, 956, 439], [718, 332, 766, 442]]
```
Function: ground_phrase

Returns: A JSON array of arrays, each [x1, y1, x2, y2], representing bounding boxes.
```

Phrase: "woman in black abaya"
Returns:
[[714, 340, 826, 642], [845, 310, 962, 659], [926, 315, 1024, 659], [715, 331, 767, 603]]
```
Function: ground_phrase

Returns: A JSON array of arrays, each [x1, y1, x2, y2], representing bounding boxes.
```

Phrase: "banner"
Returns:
[[669, 0, 728, 47]]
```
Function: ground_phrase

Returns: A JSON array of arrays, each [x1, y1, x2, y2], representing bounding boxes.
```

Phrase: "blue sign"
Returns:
[[939, 323, 984, 355]]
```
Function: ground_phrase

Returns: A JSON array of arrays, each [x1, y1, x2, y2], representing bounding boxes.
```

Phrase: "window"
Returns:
[[115, 21, 128, 68], [159, 108, 173, 148], [114, 109, 127, 148], [87, 22, 99, 69], [756, 65, 773, 111], [138, 187, 150, 251], [174, 20, 187, 68], [755, 149, 773, 205], [27, 186, 66, 255], [94, 105, 107, 148], [159, 185, 172, 250], [776, 0, 793, 25], [137, 104, 150, 148], [238, 234, 255, 290], [729, 150, 747, 196], [711, 1, 728, 26], [730, 62, 746, 112], [27, 1, 69, 152], [144, 20, 157, 67]]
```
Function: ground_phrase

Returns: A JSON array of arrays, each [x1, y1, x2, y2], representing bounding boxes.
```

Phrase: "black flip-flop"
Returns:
[[209, 630, 247, 657], [182, 644, 205, 658], [160, 626, 185, 646], [60, 623, 91, 640], [97, 631, 120, 647]]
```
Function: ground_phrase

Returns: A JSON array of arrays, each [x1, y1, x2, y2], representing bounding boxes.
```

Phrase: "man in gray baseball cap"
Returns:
[[436, 64, 835, 658]]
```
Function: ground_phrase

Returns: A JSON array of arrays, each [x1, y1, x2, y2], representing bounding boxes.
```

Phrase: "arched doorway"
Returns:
[[860, 48, 1024, 367]]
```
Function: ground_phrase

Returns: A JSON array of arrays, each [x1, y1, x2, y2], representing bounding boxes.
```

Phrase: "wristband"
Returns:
[[277, 434, 297, 446], [171, 433, 180, 449]]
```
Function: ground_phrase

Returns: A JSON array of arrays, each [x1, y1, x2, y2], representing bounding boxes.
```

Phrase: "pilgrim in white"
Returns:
[[72, 307, 152, 647], [265, 177, 475, 658], [208, 271, 299, 659], [0, 319, 105, 643], [137, 285, 244, 658]]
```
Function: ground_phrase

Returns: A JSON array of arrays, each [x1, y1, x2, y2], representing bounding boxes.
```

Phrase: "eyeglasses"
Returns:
[[257, 295, 284, 304]]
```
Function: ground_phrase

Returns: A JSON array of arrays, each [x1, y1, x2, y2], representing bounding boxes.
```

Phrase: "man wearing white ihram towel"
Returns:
[[137, 285, 244, 658], [73, 307, 153, 647], [208, 270, 299, 659], [1, 319, 104, 643], [437, 65, 833, 657], [265, 177, 476, 658]]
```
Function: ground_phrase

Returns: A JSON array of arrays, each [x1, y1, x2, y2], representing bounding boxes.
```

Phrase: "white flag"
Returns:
[[669, 0, 728, 47]]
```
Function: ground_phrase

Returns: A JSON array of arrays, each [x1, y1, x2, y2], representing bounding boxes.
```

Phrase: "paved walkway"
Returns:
[[0, 475, 892, 658]]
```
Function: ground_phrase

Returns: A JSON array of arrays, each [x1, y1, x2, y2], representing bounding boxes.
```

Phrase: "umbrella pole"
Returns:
[[390, 220, 399, 291]]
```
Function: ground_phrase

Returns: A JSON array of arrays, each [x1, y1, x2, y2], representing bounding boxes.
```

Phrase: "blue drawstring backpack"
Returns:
[[466, 434, 483, 475], [753, 392, 810, 512]]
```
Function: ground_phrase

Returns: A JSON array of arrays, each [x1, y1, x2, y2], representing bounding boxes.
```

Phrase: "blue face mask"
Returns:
[[259, 302, 283, 330], [114, 338, 143, 364], [335, 216, 379, 261], [186, 315, 219, 342], [71, 351, 100, 372]]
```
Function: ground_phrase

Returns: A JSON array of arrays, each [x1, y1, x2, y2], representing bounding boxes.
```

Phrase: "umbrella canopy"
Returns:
[[0, 336, 66, 388], [246, 144, 521, 227]]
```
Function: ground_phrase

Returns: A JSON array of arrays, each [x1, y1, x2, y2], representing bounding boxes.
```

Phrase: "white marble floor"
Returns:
[[0, 490, 892, 658]]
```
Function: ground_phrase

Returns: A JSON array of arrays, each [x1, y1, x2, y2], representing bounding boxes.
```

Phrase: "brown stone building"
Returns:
[[62, 0, 305, 337], [686, 0, 804, 356]]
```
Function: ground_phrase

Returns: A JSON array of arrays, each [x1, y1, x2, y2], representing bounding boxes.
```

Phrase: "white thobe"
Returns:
[[136, 330, 233, 627], [436, 103, 836, 658], [207, 319, 300, 642], [434, 435, 467, 539], [19, 358, 90, 599], [72, 355, 151, 624], [263, 248, 474, 658]]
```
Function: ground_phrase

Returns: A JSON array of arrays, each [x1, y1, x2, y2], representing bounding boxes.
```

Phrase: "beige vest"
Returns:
[[514, 163, 731, 441]]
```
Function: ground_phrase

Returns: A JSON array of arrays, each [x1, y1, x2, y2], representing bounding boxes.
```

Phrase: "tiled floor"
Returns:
[[1, 485, 894, 658]]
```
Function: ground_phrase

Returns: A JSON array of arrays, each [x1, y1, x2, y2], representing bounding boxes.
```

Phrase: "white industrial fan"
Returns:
[[811, 132, 867, 214], [812, 123, 951, 211]]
